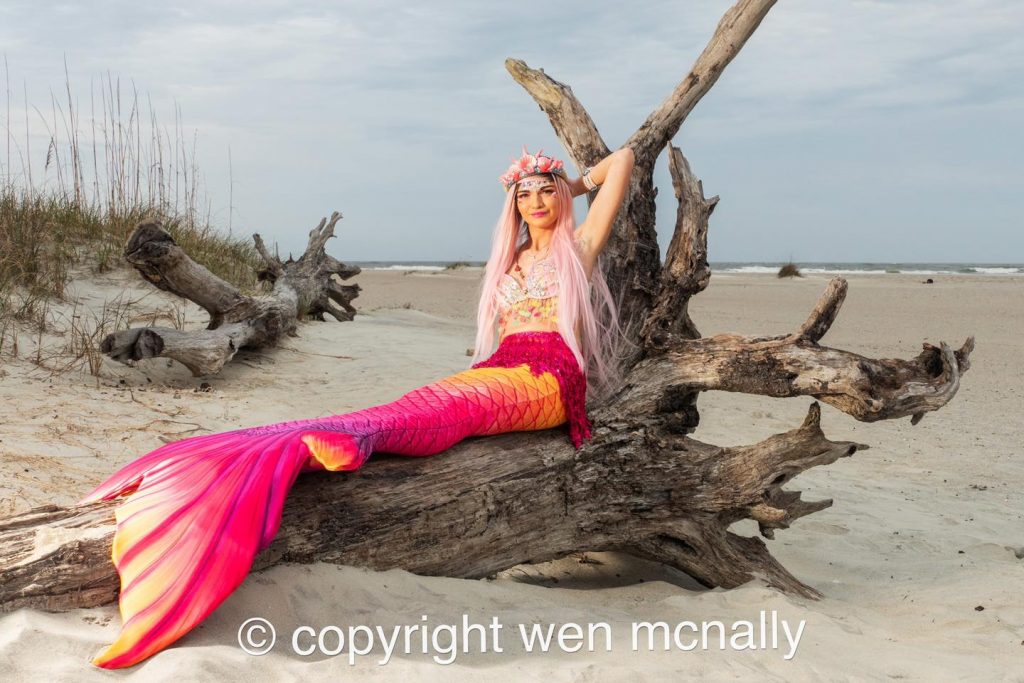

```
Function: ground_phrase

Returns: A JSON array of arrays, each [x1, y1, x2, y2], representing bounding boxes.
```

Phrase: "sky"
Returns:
[[1, 0, 1021, 263]]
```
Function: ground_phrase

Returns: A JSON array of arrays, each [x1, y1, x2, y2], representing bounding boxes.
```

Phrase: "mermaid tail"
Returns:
[[80, 331, 589, 668]]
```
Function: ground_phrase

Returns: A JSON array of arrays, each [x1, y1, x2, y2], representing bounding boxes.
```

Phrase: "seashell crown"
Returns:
[[499, 147, 568, 191]]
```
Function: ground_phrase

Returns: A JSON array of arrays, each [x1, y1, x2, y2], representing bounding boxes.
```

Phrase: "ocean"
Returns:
[[350, 261, 1024, 276]]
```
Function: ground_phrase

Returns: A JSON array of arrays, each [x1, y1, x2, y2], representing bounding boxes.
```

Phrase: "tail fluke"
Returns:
[[81, 427, 366, 669], [81, 348, 580, 668]]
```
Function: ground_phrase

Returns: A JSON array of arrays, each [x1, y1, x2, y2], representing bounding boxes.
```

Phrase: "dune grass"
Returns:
[[0, 69, 263, 370]]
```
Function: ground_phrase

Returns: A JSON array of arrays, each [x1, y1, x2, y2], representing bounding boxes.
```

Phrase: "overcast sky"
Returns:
[[1, 0, 1021, 263]]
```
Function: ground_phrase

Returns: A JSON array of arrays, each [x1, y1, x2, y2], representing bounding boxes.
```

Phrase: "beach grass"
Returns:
[[1, 69, 262, 369]]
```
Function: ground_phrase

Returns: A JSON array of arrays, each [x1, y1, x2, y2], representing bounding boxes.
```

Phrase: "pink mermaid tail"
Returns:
[[80, 331, 590, 669]]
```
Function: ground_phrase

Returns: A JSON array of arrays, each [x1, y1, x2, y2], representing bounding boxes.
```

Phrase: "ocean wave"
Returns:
[[714, 265, 1024, 276], [361, 264, 449, 271]]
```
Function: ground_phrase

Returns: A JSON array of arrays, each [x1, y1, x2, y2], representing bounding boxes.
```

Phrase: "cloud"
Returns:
[[722, 1, 1023, 100], [2, 0, 1021, 261]]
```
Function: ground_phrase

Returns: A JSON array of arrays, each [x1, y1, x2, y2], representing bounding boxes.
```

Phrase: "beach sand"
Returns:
[[0, 266, 1021, 680]]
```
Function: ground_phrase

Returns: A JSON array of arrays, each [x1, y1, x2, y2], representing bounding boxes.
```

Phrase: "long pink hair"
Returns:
[[472, 174, 627, 400]]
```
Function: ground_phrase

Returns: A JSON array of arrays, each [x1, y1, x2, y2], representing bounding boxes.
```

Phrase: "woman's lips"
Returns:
[[531, 211, 548, 217]]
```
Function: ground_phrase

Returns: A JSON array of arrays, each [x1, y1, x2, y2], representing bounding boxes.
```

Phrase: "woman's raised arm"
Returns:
[[571, 147, 635, 264]]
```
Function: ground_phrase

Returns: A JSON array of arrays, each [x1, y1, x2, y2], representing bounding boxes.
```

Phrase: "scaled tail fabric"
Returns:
[[79, 331, 590, 669]]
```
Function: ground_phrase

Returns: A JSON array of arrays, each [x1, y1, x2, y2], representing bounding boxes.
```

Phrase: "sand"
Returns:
[[0, 266, 1021, 681]]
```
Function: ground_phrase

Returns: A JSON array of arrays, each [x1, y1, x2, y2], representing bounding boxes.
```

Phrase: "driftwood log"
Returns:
[[100, 212, 360, 375], [0, 0, 973, 612]]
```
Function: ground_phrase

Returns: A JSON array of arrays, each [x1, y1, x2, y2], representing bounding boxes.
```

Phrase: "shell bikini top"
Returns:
[[496, 255, 560, 336]]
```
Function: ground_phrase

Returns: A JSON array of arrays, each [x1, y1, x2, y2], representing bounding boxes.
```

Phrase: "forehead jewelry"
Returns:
[[516, 177, 556, 193]]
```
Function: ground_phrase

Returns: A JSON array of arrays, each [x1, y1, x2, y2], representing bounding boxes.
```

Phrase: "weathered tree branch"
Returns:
[[621, 278, 975, 429], [504, 58, 610, 170], [641, 144, 718, 347]]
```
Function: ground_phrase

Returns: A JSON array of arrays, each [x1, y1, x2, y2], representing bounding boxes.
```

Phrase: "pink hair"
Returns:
[[472, 174, 628, 401]]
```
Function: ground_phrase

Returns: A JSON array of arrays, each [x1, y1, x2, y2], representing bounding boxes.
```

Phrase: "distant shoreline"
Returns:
[[352, 261, 1024, 276]]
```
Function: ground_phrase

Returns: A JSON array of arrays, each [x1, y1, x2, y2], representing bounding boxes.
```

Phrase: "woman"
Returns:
[[81, 145, 635, 668]]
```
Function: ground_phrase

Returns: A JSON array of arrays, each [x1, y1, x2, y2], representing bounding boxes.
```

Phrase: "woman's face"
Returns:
[[515, 174, 560, 231]]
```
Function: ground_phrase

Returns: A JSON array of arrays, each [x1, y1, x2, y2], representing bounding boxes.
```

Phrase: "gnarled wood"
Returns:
[[641, 144, 718, 347], [0, 400, 860, 610], [101, 212, 360, 375], [620, 278, 975, 429]]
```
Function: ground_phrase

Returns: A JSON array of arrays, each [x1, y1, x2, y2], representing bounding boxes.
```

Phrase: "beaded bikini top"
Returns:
[[498, 256, 558, 303], [496, 256, 559, 333]]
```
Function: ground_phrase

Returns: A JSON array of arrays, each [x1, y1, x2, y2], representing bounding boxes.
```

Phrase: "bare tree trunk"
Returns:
[[101, 213, 360, 375], [0, 396, 856, 610], [0, 0, 974, 610]]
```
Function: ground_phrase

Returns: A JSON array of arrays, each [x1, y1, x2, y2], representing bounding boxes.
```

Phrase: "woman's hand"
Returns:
[[566, 175, 588, 199]]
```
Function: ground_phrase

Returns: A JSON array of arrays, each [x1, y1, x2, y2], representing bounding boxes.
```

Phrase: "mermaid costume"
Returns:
[[81, 254, 590, 668]]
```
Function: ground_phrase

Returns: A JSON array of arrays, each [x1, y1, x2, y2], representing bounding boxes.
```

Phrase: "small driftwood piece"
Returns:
[[100, 212, 360, 375], [0, 0, 974, 611]]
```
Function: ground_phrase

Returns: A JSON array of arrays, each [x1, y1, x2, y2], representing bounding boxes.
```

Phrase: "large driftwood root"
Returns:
[[101, 213, 360, 375], [0, 0, 974, 612]]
